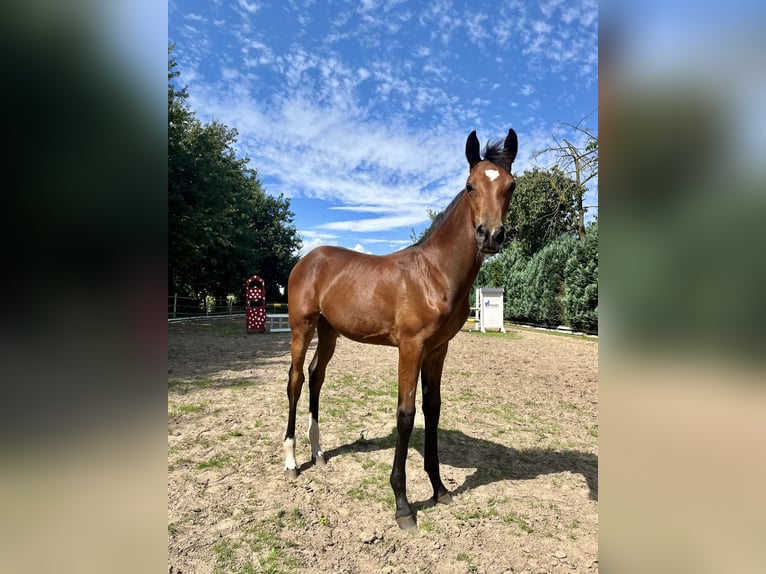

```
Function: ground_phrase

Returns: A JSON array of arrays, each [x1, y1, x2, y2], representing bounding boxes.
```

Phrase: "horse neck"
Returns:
[[418, 191, 482, 296]]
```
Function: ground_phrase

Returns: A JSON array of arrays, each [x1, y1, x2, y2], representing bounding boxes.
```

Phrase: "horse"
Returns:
[[282, 128, 518, 530]]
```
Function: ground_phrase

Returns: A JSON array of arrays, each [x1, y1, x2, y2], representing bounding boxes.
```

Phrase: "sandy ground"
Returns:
[[168, 318, 598, 573]]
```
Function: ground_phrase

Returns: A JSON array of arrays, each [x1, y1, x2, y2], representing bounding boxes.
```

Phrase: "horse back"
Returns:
[[288, 246, 468, 347]]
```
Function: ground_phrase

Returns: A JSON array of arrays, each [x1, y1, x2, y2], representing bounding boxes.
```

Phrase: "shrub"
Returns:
[[563, 223, 598, 332]]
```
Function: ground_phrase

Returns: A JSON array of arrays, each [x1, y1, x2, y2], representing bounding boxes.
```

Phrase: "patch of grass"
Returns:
[[168, 401, 207, 419], [248, 522, 282, 552], [456, 387, 480, 402], [588, 424, 599, 438], [456, 552, 478, 573], [503, 511, 534, 534], [257, 548, 300, 574], [168, 456, 193, 470], [363, 379, 398, 399], [465, 330, 522, 340], [527, 416, 563, 441], [569, 518, 581, 540], [196, 453, 233, 470], [168, 379, 212, 390], [226, 380, 256, 390], [287, 508, 306, 529], [212, 539, 247, 574], [418, 514, 439, 533], [478, 402, 519, 424], [452, 504, 499, 524], [509, 324, 597, 341], [347, 465, 395, 507], [169, 436, 213, 454], [241, 510, 304, 574], [220, 430, 244, 441], [201, 320, 249, 337], [548, 437, 580, 450]]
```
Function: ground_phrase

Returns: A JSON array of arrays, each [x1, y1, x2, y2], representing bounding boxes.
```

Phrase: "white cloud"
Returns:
[[298, 230, 338, 256], [317, 212, 431, 233], [351, 243, 372, 254], [465, 13, 490, 44], [238, 0, 261, 14], [171, 0, 596, 247]]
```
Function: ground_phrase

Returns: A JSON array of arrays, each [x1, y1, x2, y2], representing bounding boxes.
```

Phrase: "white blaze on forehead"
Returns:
[[485, 168, 500, 181]]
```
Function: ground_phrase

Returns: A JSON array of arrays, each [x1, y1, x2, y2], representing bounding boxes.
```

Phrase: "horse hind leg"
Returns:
[[307, 315, 338, 467], [284, 314, 318, 480]]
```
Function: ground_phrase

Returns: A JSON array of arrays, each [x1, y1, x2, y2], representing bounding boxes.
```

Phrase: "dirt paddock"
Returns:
[[168, 318, 598, 573]]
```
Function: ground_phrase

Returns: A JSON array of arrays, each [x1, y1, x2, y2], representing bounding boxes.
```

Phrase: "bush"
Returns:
[[563, 223, 598, 332], [522, 235, 577, 327], [502, 242, 531, 322], [474, 224, 598, 333]]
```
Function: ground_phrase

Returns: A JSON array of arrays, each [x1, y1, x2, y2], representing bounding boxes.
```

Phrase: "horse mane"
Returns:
[[414, 138, 510, 247], [482, 137, 512, 173], [413, 191, 463, 246]]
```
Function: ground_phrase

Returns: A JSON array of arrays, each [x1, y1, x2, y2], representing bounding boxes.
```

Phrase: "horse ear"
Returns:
[[503, 129, 518, 166], [465, 130, 481, 168]]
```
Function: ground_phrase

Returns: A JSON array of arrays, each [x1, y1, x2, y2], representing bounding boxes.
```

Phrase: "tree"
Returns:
[[500, 242, 529, 321], [168, 45, 301, 299], [563, 222, 598, 332], [515, 235, 577, 327], [504, 167, 581, 257], [535, 118, 598, 239]]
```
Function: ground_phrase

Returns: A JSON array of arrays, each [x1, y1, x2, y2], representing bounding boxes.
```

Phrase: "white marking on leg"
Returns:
[[308, 414, 323, 459], [283, 438, 297, 470], [485, 168, 499, 181]]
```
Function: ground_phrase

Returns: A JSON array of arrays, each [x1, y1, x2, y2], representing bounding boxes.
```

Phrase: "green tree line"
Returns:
[[474, 222, 597, 332], [168, 45, 301, 301], [469, 129, 598, 333]]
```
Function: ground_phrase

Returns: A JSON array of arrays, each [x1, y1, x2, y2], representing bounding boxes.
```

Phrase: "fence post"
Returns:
[[173, 293, 177, 319]]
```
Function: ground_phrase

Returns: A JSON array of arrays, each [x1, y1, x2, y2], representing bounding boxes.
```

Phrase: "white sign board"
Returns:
[[478, 287, 506, 333]]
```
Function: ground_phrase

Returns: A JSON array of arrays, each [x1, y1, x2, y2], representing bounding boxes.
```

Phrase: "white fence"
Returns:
[[167, 294, 287, 320]]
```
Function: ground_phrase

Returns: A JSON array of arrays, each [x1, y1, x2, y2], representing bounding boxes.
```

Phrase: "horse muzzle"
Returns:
[[476, 224, 506, 254]]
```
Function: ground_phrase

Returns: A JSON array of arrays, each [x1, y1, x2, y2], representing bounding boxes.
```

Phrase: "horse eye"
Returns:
[[466, 182, 473, 193]]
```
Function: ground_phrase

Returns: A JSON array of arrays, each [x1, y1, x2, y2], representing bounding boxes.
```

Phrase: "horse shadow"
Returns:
[[315, 426, 597, 509]]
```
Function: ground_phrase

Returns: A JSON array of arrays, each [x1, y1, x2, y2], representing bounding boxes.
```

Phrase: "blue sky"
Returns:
[[169, 0, 598, 256]]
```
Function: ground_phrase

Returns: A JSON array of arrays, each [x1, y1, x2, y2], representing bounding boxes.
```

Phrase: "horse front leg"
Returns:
[[390, 344, 423, 530], [421, 343, 452, 505]]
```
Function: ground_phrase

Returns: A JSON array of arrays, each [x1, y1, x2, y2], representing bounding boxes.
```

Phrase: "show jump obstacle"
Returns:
[[245, 275, 290, 333]]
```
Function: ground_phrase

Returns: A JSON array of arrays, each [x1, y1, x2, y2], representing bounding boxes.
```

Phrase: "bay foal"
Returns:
[[283, 129, 518, 529]]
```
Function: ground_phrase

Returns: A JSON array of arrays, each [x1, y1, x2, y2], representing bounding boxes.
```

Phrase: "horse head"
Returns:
[[464, 129, 518, 255]]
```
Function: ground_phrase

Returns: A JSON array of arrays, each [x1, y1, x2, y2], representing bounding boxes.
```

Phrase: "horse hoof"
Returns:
[[284, 468, 298, 480], [395, 513, 417, 531], [313, 454, 326, 467], [437, 492, 452, 505]]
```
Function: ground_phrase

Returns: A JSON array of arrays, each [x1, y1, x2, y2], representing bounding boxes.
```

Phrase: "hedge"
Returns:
[[474, 223, 598, 333]]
